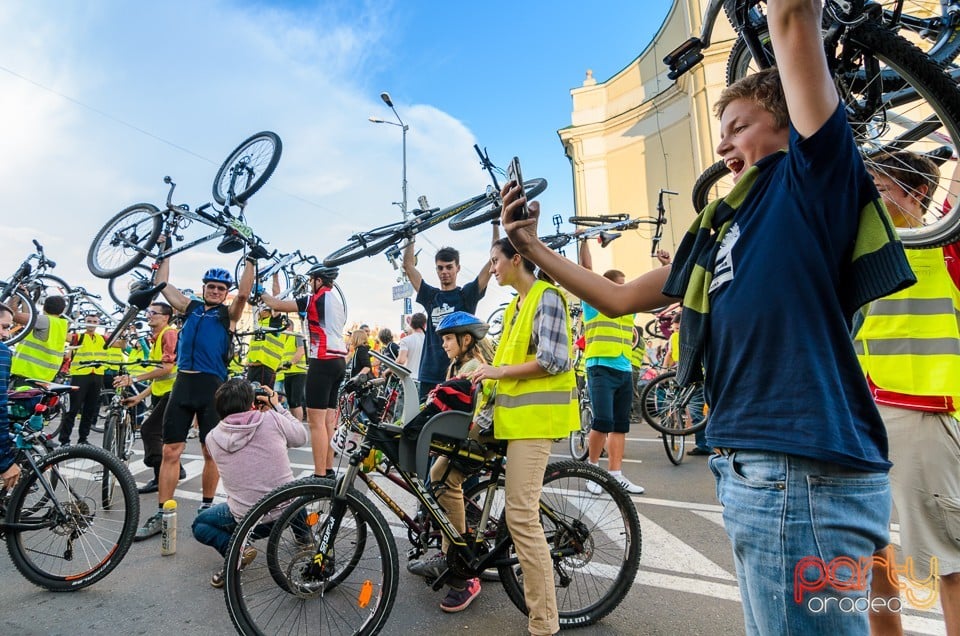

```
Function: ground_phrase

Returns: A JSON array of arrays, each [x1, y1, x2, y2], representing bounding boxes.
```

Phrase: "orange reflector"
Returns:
[[305, 512, 319, 526], [358, 579, 373, 608]]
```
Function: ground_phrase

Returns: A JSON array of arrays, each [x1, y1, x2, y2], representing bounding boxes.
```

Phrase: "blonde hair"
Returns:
[[349, 330, 367, 348], [714, 67, 788, 130]]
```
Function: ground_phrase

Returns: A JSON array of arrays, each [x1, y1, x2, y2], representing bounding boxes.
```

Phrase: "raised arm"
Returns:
[[260, 291, 299, 314], [476, 222, 501, 291], [578, 235, 593, 271], [502, 194, 673, 316], [402, 239, 424, 292], [768, 0, 837, 137], [229, 257, 255, 322], [155, 249, 190, 313]]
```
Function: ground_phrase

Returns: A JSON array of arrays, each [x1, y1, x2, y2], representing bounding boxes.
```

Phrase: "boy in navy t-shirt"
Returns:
[[403, 230, 498, 402], [498, 2, 914, 633]]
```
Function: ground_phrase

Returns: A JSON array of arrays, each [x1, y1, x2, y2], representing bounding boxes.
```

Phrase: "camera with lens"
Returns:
[[250, 381, 271, 399]]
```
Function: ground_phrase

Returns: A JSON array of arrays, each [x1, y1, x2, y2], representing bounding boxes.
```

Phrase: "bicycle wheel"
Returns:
[[568, 401, 592, 461], [640, 371, 708, 436], [223, 477, 398, 636], [212, 131, 282, 206], [0, 283, 36, 346], [107, 264, 153, 307], [486, 305, 506, 338], [5, 444, 139, 591], [691, 160, 733, 213], [33, 274, 74, 316], [88, 204, 162, 278], [322, 221, 407, 267], [879, 1, 960, 65], [662, 417, 686, 466], [233, 256, 292, 298], [447, 178, 548, 231], [497, 461, 641, 628], [462, 474, 506, 582], [726, 22, 960, 247]]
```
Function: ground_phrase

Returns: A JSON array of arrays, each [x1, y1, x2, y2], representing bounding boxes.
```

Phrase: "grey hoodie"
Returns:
[[205, 407, 308, 519]]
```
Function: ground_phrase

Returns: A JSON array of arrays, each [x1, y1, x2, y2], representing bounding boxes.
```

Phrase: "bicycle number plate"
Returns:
[[228, 219, 254, 239], [332, 424, 363, 456]]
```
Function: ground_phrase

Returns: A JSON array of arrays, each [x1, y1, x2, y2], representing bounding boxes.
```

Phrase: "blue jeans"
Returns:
[[709, 450, 890, 636], [192, 502, 236, 556]]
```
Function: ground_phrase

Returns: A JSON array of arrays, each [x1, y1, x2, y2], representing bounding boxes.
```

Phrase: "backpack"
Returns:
[[401, 378, 475, 442]]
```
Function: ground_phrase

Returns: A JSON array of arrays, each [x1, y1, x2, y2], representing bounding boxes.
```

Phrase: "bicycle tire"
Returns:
[[639, 371, 709, 436], [486, 305, 506, 338], [662, 417, 686, 466], [92, 390, 115, 433], [212, 131, 282, 206], [100, 413, 121, 506], [0, 283, 36, 346], [496, 460, 641, 628], [33, 274, 74, 316], [107, 264, 153, 308], [322, 221, 408, 267], [691, 160, 733, 213], [725, 21, 960, 248], [568, 214, 630, 227], [87, 203, 162, 278], [568, 401, 592, 461], [223, 477, 398, 636], [447, 178, 548, 231], [233, 255, 292, 298], [880, 1, 960, 65], [5, 444, 139, 591]]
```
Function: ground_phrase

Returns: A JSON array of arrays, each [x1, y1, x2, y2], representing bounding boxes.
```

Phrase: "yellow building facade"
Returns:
[[559, 0, 736, 278]]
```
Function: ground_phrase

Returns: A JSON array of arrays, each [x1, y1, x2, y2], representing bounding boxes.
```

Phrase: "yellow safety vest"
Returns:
[[855, 248, 960, 399], [228, 355, 245, 378], [584, 310, 634, 361], [246, 319, 285, 371], [101, 343, 126, 373], [490, 280, 579, 440], [629, 342, 646, 368], [281, 332, 307, 376], [125, 339, 153, 376], [12, 315, 68, 381], [71, 332, 108, 376], [150, 325, 178, 397]]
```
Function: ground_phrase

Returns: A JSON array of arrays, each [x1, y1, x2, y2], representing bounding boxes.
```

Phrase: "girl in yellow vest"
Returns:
[[469, 238, 578, 635]]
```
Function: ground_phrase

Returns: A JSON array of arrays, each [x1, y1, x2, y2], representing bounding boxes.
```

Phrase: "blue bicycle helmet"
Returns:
[[436, 311, 489, 340], [202, 267, 234, 286], [307, 264, 339, 281]]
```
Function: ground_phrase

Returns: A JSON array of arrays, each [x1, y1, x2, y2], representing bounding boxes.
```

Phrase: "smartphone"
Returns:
[[506, 156, 529, 221]]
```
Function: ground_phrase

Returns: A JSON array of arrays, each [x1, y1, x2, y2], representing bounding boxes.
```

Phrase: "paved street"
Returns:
[[0, 424, 948, 636]]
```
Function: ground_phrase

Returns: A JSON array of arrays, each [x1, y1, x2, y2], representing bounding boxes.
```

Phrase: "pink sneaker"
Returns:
[[440, 578, 481, 613]]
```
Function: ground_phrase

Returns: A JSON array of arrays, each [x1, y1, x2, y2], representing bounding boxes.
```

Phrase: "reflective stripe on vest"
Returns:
[[247, 319, 285, 370], [490, 280, 579, 440], [71, 333, 108, 375], [281, 332, 307, 375], [855, 248, 960, 398], [584, 313, 634, 360], [11, 315, 68, 381], [150, 325, 178, 397]]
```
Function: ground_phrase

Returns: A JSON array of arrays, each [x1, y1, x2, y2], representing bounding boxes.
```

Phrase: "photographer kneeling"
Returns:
[[192, 378, 308, 588]]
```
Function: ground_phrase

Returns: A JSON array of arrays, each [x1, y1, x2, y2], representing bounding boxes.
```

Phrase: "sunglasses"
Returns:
[[145, 310, 169, 317], [205, 283, 229, 292]]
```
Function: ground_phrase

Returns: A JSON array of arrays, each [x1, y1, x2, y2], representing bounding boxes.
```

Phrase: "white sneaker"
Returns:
[[585, 479, 602, 495], [615, 475, 645, 495]]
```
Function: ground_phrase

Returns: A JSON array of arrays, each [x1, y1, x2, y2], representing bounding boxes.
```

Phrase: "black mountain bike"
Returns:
[[222, 350, 641, 635], [323, 145, 546, 267], [665, 0, 960, 248], [1, 383, 139, 591]]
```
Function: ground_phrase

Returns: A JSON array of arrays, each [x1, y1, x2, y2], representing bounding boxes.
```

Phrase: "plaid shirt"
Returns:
[[531, 288, 573, 375]]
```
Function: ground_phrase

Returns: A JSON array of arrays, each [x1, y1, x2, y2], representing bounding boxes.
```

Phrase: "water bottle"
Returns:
[[160, 499, 177, 555]]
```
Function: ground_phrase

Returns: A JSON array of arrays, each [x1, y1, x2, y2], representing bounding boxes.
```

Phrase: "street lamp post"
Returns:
[[369, 91, 413, 330], [369, 91, 409, 221]]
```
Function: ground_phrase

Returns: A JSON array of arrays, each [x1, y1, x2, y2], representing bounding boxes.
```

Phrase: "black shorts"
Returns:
[[284, 373, 307, 409], [163, 372, 222, 444], [306, 358, 346, 410]]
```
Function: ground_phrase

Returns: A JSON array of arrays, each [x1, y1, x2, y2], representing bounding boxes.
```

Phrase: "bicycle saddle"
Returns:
[[128, 282, 167, 310]]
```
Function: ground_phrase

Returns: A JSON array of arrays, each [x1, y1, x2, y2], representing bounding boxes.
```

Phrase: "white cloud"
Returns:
[[0, 0, 513, 331]]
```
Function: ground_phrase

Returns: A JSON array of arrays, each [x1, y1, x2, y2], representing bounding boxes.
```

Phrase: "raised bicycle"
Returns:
[[665, 0, 960, 248], [87, 131, 281, 279], [1, 382, 139, 591], [323, 145, 547, 267], [0, 240, 74, 345], [222, 350, 641, 635]]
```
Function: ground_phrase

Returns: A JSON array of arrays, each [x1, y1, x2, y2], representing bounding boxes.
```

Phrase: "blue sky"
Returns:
[[0, 0, 674, 329]]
